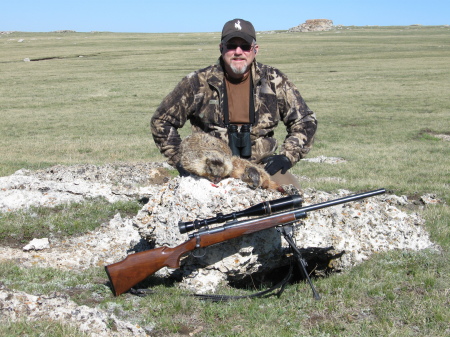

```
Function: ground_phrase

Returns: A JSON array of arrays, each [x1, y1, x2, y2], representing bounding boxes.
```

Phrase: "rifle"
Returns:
[[105, 188, 385, 297]]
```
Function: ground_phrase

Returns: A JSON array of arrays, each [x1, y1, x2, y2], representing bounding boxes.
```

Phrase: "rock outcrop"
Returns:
[[289, 19, 334, 32]]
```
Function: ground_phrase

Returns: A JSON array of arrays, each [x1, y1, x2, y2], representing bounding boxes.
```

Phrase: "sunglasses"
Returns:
[[225, 43, 253, 52]]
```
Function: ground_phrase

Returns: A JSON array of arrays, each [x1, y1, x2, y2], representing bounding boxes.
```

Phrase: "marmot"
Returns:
[[180, 133, 233, 184], [180, 133, 281, 191]]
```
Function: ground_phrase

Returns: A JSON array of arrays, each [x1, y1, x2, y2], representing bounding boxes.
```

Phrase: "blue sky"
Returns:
[[2, 0, 448, 33]]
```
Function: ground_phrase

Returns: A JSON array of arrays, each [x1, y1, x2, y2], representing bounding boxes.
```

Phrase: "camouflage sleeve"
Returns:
[[278, 75, 318, 165], [150, 75, 196, 166]]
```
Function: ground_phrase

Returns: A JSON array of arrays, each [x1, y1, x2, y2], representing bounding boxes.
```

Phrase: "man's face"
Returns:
[[221, 37, 258, 79]]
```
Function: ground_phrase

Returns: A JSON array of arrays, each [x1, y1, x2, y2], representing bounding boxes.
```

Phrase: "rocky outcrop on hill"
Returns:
[[289, 19, 334, 32]]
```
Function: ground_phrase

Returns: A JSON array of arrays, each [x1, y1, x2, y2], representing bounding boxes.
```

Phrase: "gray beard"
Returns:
[[230, 62, 248, 75]]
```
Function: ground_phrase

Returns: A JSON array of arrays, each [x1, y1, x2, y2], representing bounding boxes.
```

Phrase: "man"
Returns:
[[151, 18, 317, 188]]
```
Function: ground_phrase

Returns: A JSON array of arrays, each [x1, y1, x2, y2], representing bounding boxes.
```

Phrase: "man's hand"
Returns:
[[260, 155, 292, 175]]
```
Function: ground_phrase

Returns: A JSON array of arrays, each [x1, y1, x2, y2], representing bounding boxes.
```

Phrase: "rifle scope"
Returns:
[[178, 195, 302, 234]]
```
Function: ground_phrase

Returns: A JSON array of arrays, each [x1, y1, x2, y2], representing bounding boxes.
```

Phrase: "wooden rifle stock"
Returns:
[[105, 211, 301, 296], [105, 239, 196, 296]]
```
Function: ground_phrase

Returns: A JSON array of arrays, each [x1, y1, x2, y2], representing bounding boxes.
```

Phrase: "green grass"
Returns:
[[0, 198, 141, 246], [0, 320, 88, 337], [1, 26, 449, 336]]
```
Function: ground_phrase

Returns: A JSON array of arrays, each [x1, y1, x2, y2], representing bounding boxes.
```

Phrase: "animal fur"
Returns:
[[179, 133, 281, 191], [230, 156, 280, 190], [180, 133, 233, 184]]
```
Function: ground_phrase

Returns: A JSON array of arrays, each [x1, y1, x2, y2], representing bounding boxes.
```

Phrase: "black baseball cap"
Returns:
[[221, 19, 256, 44]]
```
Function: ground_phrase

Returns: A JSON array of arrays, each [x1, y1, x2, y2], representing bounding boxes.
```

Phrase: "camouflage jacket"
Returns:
[[151, 58, 317, 166]]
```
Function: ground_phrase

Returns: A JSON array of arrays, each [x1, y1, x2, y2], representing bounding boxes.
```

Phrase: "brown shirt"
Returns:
[[225, 72, 251, 124]]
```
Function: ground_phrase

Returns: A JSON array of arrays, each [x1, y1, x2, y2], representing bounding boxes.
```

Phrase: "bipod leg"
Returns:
[[279, 226, 321, 300]]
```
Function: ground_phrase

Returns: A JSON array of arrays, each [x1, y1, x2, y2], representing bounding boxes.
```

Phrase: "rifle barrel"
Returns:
[[299, 189, 386, 213]]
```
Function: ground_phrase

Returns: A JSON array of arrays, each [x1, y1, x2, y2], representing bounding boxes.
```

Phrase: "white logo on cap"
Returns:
[[235, 20, 242, 30]]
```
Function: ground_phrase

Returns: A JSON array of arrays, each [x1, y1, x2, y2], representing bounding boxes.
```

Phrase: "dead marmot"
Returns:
[[179, 132, 280, 191]]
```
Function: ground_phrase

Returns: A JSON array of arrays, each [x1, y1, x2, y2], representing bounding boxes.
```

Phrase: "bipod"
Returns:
[[278, 225, 321, 300]]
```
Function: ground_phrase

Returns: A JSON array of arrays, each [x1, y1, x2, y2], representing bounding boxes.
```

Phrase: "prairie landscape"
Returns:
[[0, 25, 449, 336]]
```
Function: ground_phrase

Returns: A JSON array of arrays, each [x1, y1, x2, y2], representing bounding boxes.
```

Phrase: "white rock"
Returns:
[[421, 194, 443, 205], [302, 155, 346, 164], [0, 286, 147, 336], [23, 238, 50, 251]]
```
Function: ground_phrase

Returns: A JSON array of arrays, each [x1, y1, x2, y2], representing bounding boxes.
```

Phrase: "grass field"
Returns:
[[1, 26, 449, 336]]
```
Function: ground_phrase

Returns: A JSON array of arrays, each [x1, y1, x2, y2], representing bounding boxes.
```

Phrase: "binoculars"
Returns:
[[228, 124, 252, 158]]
